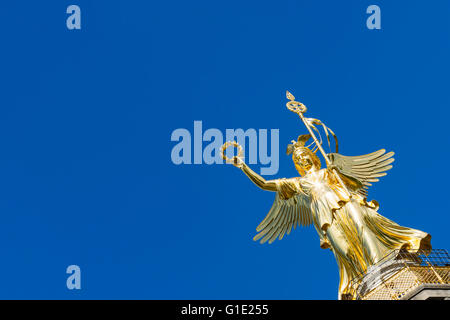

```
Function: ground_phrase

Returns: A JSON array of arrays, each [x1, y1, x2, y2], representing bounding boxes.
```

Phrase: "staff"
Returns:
[[285, 91, 352, 199]]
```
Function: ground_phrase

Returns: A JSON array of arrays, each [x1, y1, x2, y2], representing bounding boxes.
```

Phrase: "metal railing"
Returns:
[[348, 249, 450, 300]]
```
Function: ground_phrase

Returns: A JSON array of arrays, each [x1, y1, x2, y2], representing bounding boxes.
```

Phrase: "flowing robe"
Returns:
[[274, 169, 431, 299]]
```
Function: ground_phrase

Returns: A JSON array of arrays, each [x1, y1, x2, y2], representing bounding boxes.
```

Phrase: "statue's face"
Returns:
[[293, 149, 314, 174], [296, 152, 314, 171]]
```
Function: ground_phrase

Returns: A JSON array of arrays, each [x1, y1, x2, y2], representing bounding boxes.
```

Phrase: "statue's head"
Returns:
[[287, 134, 321, 176]]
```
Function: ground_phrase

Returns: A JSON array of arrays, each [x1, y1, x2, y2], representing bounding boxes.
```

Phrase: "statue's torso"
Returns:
[[297, 169, 342, 231]]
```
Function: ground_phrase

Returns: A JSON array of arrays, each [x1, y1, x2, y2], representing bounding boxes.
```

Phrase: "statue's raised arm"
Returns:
[[221, 140, 314, 245], [221, 141, 278, 192]]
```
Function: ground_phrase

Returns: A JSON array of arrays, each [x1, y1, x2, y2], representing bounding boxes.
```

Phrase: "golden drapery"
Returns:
[[274, 169, 431, 299]]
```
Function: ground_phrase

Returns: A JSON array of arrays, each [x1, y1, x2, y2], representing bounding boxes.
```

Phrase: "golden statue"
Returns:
[[221, 91, 432, 300]]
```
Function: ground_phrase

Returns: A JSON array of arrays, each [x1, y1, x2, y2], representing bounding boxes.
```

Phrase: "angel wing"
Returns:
[[328, 149, 395, 197], [253, 191, 312, 244]]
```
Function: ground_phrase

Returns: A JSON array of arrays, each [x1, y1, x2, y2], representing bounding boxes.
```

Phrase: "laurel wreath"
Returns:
[[220, 141, 243, 164]]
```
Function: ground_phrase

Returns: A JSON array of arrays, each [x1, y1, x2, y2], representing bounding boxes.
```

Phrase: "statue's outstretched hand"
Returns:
[[221, 141, 244, 168], [232, 156, 244, 169], [223, 141, 277, 192]]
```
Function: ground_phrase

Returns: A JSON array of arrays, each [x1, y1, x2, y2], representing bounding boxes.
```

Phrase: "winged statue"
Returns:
[[221, 92, 431, 300]]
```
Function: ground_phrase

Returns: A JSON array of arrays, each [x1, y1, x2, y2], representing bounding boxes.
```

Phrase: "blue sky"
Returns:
[[0, 1, 448, 299]]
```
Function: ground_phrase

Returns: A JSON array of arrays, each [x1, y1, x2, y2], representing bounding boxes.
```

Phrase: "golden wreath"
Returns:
[[220, 141, 243, 164]]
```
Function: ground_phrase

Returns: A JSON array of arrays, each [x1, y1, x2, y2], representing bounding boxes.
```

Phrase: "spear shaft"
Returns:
[[286, 92, 352, 198]]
